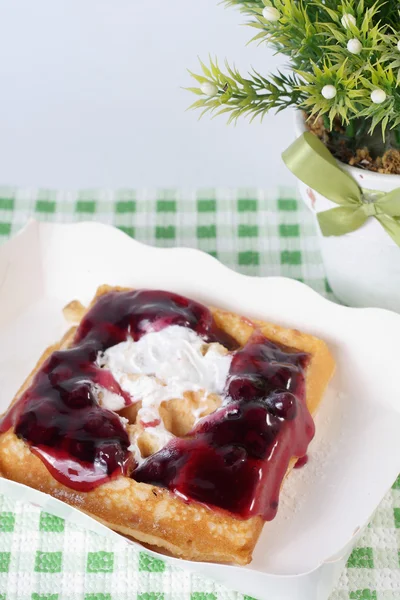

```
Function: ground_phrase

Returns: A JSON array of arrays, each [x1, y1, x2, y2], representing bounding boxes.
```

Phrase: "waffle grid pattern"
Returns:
[[0, 186, 398, 600]]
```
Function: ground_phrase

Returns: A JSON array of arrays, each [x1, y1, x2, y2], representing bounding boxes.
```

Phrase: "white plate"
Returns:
[[0, 221, 399, 600]]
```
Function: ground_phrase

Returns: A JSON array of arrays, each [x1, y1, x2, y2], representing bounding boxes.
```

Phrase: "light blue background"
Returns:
[[0, 0, 294, 189]]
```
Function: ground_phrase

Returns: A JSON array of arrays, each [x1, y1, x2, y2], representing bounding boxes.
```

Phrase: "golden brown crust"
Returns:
[[0, 430, 261, 564], [0, 285, 335, 564]]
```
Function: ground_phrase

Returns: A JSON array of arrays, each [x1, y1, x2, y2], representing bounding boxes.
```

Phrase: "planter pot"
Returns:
[[294, 111, 400, 312]]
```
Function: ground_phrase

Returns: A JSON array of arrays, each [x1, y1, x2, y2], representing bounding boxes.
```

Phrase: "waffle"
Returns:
[[0, 286, 335, 564]]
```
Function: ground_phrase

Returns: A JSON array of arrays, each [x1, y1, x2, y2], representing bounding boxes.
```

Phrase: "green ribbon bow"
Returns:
[[282, 132, 400, 246]]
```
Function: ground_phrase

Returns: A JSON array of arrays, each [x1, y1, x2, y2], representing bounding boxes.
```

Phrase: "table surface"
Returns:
[[0, 186, 399, 600]]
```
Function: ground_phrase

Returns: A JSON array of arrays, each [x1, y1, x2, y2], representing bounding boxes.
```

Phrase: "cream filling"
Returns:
[[96, 325, 232, 464]]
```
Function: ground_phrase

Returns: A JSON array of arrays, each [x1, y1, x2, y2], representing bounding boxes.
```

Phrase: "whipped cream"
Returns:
[[94, 386, 126, 412], [96, 325, 232, 463], [98, 325, 230, 399]]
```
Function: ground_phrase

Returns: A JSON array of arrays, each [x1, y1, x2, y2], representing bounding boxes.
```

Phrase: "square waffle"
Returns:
[[0, 285, 335, 564]]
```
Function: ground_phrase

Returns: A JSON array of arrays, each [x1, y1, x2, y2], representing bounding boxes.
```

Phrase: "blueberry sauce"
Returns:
[[294, 455, 309, 469], [133, 333, 313, 520], [0, 290, 314, 519], [0, 290, 237, 492], [141, 419, 162, 429], [74, 289, 237, 350], [0, 342, 132, 491]]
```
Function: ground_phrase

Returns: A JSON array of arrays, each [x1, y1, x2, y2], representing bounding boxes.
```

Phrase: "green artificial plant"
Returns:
[[187, 0, 400, 167]]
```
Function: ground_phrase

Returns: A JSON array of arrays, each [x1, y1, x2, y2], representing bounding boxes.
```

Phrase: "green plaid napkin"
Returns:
[[0, 186, 399, 600]]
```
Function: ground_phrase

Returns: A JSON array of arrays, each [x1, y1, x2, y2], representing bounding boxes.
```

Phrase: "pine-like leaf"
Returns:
[[185, 0, 400, 146]]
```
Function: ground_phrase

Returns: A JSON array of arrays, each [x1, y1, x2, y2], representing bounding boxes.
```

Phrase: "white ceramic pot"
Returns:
[[294, 111, 400, 312]]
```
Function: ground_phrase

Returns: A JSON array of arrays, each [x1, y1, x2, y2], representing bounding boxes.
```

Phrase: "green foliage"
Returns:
[[188, 58, 304, 123], [187, 0, 400, 143]]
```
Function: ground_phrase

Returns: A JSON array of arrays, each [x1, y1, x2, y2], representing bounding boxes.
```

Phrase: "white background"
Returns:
[[0, 0, 294, 189]]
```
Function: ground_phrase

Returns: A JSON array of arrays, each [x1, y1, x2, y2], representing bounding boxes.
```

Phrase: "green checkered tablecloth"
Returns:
[[0, 186, 399, 600]]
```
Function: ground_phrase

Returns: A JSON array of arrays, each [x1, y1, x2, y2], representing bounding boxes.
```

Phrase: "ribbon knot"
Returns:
[[362, 202, 379, 217], [282, 132, 400, 247]]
